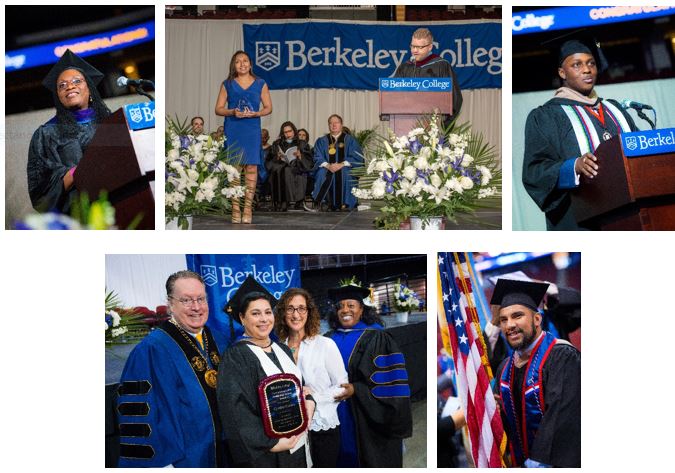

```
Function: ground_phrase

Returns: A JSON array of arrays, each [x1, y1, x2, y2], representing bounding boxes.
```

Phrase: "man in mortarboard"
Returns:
[[117, 270, 230, 467], [491, 277, 581, 467], [394, 27, 463, 123], [522, 35, 638, 230], [325, 281, 413, 467], [26, 49, 111, 213]]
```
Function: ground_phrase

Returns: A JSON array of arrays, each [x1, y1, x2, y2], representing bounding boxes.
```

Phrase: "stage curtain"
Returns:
[[166, 19, 501, 162]]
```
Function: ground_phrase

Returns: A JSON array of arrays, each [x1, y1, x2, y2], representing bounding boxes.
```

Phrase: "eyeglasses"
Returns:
[[57, 77, 85, 91], [170, 296, 208, 307], [410, 43, 431, 50], [285, 306, 308, 315]]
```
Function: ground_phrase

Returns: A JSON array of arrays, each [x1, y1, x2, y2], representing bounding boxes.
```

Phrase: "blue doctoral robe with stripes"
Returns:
[[522, 96, 637, 230], [116, 323, 229, 467], [312, 133, 363, 209], [327, 322, 412, 467]]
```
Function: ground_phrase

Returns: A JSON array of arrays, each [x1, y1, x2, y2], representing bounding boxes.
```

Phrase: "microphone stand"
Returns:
[[636, 109, 656, 130], [130, 80, 155, 102]]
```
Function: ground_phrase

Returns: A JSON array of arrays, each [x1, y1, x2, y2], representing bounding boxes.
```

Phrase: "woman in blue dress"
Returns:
[[215, 50, 272, 224]]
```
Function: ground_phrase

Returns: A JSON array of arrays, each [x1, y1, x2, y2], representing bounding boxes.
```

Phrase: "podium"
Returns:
[[571, 129, 675, 230], [74, 105, 155, 229], [379, 78, 453, 136]]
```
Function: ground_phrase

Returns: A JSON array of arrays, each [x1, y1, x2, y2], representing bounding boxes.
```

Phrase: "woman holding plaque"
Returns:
[[275, 288, 348, 467], [216, 276, 314, 467], [325, 283, 413, 467], [265, 121, 313, 212], [215, 50, 272, 224]]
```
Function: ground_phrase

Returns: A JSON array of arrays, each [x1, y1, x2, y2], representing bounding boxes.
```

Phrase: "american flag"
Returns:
[[437, 252, 507, 468]]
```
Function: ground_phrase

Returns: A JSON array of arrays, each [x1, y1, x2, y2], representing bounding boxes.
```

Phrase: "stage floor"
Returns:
[[191, 207, 502, 230]]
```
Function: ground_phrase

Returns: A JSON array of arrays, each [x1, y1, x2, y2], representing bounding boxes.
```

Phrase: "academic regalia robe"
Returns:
[[117, 322, 229, 467], [522, 96, 637, 230], [312, 133, 363, 209], [26, 110, 97, 213], [327, 322, 413, 467], [265, 138, 314, 204], [496, 341, 581, 467], [394, 54, 463, 121], [216, 340, 307, 468]]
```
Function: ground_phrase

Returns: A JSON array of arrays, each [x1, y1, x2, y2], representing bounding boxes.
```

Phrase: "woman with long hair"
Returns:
[[274, 288, 348, 467], [215, 50, 272, 224], [27, 49, 111, 213]]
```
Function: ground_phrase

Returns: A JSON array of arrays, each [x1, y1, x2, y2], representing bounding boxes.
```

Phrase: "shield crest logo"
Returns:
[[201, 265, 218, 287], [256, 41, 281, 72], [625, 136, 638, 151], [129, 106, 143, 123]]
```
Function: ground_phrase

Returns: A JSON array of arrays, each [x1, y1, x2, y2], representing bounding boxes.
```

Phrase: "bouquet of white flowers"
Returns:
[[105, 290, 148, 347], [393, 281, 423, 312], [165, 117, 245, 229], [352, 114, 500, 229]]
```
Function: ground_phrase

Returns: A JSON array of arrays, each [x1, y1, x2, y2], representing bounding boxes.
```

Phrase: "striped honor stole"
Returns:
[[499, 331, 557, 466], [560, 100, 632, 155]]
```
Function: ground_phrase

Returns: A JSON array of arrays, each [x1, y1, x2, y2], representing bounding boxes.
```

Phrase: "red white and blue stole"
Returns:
[[499, 331, 557, 467], [560, 100, 632, 155]]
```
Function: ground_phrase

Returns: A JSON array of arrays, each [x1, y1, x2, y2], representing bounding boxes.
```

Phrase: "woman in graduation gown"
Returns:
[[216, 276, 315, 467], [311, 114, 363, 211], [274, 287, 349, 467], [325, 284, 413, 467], [265, 121, 313, 211], [27, 49, 111, 213]]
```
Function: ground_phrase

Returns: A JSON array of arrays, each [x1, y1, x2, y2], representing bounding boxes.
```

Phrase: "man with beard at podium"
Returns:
[[394, 27, 463, 122], [522, 37, 638, 230], [26, 49, 112, 213]]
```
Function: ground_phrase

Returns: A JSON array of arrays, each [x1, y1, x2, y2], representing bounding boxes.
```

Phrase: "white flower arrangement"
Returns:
[[105, 290, 148, 346], [393, 281, 423, 312], [351, 114, 501, 228], [165, 118, 245, 229]]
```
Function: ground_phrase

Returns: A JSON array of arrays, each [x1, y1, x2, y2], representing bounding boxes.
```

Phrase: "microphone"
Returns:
[[117, 76, 154, 89], [620, 99, 654, 111]]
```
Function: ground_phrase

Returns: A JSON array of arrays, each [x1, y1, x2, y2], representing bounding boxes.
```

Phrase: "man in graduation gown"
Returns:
[[325, 284, 413, 467], [522, 38, 637, 230], [116, 271, 230, 467], [491, 277, 581, 468], [311, 114, 363, 211], [27, 49, 111, 213], [394, 27, 463, 123]]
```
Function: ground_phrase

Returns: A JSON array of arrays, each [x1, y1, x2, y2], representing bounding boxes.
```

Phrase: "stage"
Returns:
[[190, 207, 502, 230]]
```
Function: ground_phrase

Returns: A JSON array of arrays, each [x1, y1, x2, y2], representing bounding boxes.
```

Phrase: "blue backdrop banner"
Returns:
[[186, 254, 301, 336], [243, 21, 501, 91]]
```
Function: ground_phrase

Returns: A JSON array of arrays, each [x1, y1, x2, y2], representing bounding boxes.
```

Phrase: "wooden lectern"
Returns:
[[379, 82, 453, 137], [74, 109, 155, 229], [571, 135, 675, 230]]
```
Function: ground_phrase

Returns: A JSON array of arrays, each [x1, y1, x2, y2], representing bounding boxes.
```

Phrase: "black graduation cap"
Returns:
[[41, 49, 104, 93], [490, 277, 550, 311], [327, 284, 371, 304], [543, 29, 608, 73], [223, 275, 277, 322]]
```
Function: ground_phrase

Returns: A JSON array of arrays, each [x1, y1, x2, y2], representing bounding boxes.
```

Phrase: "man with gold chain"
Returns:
[[522, 37, 638, 230], [116, 271, 229, 467], [311, 114, 363, 211]]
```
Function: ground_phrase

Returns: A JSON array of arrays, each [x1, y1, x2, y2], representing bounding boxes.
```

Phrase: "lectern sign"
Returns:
[[379, 77, 452, 92], [258, 373, 307, 438], [621, 128, 675, 158], [124, 101, 155, 131]]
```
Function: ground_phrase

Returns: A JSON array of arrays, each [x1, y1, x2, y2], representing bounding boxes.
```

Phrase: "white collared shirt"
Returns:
[[288, 335, 349, 431]]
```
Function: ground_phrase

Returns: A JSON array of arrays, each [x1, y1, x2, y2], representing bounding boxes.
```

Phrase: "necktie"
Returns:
[[195, 332, 204, 350]]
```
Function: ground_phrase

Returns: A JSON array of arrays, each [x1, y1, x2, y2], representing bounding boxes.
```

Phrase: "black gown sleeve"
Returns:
[[27, 125, 72, 212], [437, 61, 463, 119], [530, 343, 581, 467], [290, 140, 314, 173]]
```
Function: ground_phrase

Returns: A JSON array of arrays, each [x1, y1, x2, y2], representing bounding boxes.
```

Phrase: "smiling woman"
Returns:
[[26, 49, 111, 214]]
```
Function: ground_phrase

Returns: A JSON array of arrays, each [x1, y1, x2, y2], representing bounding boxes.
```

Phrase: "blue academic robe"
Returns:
[[312, 133, 363, 208], [117, 323, 229, 467]]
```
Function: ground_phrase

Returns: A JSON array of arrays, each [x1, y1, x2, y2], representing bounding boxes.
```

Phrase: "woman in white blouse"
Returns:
[[274, 288, 349, 468]]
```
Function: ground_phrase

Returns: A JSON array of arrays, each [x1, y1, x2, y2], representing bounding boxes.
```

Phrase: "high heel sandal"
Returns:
[[231, 200, 242, 224], [242, 192, 254, 224]]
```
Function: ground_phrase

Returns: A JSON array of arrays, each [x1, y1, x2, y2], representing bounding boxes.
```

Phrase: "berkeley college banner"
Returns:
[[243, 21, 501, 91], [186, 254, 301, 336]]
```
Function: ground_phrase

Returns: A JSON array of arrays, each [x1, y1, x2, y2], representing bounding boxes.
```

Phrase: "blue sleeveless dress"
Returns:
[[223, 77, 264, 165]]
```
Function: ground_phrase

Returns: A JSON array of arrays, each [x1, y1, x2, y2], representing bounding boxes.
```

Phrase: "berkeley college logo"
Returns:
[[128, 106, 143, 123], [256, 41, 281, 71], [200, 265, 218, 287], [625, 135, 638, 151]]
